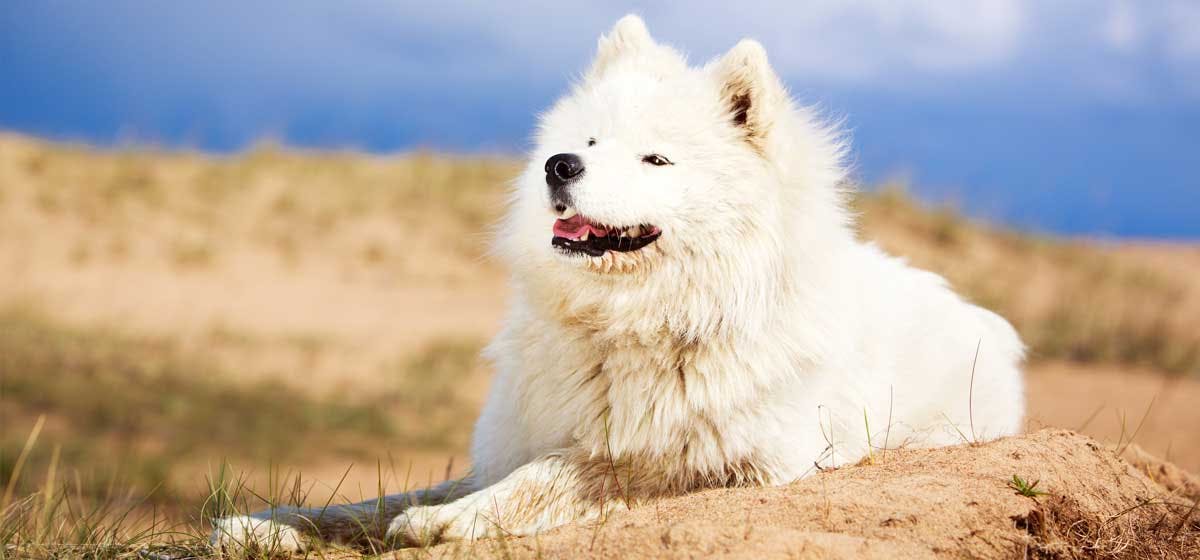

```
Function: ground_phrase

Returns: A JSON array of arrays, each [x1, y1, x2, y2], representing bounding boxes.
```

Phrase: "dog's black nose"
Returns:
[[545, 153, 584, 191]]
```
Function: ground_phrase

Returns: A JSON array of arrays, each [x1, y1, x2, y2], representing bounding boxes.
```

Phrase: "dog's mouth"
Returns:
[[551, 209, 661, 257]]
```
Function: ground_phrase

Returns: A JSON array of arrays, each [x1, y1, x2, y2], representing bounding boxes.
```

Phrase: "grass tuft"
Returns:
[[1008, 474, 1049, 499]]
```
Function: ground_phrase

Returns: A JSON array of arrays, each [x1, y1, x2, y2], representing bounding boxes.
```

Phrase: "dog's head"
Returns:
[[499, 15, 845, 300]]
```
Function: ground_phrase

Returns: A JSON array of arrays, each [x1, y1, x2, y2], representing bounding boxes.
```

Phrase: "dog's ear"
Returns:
[[588, 14, 654, 78], [713, 39, 787, 149]]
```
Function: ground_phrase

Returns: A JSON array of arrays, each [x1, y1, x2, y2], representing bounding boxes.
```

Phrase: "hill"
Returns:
[[402, 431, 1199, 560], [0, 133, 1197, 558]]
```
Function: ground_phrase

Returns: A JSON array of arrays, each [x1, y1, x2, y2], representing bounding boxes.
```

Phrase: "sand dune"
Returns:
[[403, 431, 1197, 559], [2, 134, 1197, 558]]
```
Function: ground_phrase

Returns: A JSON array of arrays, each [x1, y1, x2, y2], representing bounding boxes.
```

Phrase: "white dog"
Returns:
[[213, 14, 1024, 552]]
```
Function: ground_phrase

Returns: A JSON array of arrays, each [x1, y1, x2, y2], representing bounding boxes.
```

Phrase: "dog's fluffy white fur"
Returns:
[[213, 15, 1023, 551]]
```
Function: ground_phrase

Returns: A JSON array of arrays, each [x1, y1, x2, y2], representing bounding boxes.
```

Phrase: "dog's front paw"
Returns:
[[386, 503, 492, 547], [210, 515, 305, 554]]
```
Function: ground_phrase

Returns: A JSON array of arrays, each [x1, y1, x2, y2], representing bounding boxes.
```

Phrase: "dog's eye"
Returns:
[[587, 138, 596, 147], [642, 154, 672, 166]]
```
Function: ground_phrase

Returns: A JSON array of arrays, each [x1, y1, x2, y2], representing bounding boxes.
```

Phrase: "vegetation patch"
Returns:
[[0, 308, 480, 508]]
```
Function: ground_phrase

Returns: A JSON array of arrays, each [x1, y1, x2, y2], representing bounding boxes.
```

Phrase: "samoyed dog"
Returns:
[[213, 14, 1023, 551]]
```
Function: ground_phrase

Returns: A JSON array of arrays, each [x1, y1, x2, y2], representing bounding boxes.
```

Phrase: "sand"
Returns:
[[390, 430, 1198, 559], [3, 135, 1197, 558]]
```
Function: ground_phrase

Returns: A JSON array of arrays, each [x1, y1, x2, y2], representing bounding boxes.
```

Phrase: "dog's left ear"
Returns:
[[588, 15, 655, 79], [712, 40, 787, 149]]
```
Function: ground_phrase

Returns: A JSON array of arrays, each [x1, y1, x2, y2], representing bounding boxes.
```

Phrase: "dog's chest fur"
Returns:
[[548, 325, 773, 488]]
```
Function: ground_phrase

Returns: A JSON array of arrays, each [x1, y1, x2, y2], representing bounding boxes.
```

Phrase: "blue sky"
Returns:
[[2, 1, 1198, 238]]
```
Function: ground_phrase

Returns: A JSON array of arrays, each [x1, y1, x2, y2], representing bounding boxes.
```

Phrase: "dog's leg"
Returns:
[[210, 476, 475, 553], [386, 451, 631, 545]]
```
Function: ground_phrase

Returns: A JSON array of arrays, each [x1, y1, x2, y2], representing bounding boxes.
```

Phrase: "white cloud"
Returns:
[[1100, 1, 1140, 53], [630, 1, 1030, 83], [16, 0, 1198, 106], [254, 0, 1196, 101]]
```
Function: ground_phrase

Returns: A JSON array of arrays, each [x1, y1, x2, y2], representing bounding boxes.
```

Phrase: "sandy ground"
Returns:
[[363, 430, 1198, 559], [3, 231, 1198, 490], [182, 363, 1200, 532], [2, 136, 1197, 558], [5, 239, 1196, 476], [1026, 363, 1200, 473]]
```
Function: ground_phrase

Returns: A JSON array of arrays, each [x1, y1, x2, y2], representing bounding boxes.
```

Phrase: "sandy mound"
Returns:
[[404, 430, 1198, 559]]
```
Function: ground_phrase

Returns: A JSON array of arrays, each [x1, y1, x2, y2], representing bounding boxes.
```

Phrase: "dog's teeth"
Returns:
[[580, 231, 589, 241], [627, 226, 643, 238], [560, 207, 577, 219]]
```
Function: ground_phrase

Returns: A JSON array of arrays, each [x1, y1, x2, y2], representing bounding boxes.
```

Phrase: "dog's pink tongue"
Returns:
[[553, 215, 607, 239], [553, 215, 586, 238]]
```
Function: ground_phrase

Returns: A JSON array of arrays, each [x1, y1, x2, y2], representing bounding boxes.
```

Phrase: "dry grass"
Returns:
[[0, 324, 483, 559], [0, 133, 1197, 558], [0, 306, 482, 521], [855, 185, 1200, 375], [6, 431, 1194, 559], [4, 134, 1196, 376]]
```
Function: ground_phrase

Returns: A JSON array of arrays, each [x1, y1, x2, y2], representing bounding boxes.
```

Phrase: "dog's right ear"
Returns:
[[587, 14, 654, 79], [712, 39, 787, 151]]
